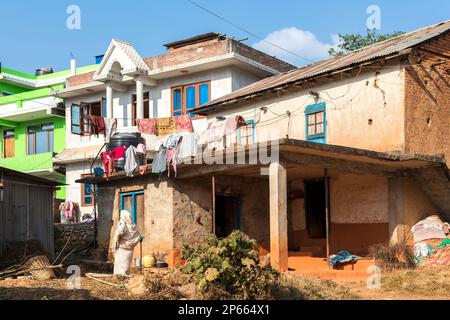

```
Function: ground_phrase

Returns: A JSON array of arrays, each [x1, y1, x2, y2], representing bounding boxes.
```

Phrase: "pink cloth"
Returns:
[[136, 119, 157, 135], [174, 114, 194, 133], [136, 143, 146, 154], [101, 152, 115, 181], [224, 116, 247, 136], [166, 146, 181, 177]]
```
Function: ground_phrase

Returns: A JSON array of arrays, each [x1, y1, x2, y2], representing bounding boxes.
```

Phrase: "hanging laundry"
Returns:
[[105, 118, 117, 143], [174, 114, 194, 133], [156, 117, 177, 135], [224, 115, 247, 136], [59, 201, 78, 223], [164, 134, 183, 177], [136, 118, 157, 135], [139, 164, 149, 175], [178, 132, 200, 160], [124, 145, 141, 176], [109, 146, 127, 160], [152, 147, 167, 174], [205, 121, 226, 142], [164, 134, 183, 149], [136, 143, 147, 154], [90, 116, 106, 136], [101, 151, 115, 181]]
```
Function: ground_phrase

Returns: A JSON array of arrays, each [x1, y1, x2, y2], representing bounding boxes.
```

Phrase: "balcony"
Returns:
[[0, 152, 54, 172]]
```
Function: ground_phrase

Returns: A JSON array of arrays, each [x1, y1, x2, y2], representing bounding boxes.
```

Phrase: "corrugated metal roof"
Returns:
[[194, 20, 450, 115], [53, 145, 104, 164]]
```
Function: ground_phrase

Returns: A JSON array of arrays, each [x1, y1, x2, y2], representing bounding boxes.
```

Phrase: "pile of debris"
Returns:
[[411, 215, 450, 267], [0, 255, 61, 281]]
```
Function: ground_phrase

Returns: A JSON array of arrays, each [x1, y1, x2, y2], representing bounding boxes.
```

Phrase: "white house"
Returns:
[[52, 32, 295, 218]]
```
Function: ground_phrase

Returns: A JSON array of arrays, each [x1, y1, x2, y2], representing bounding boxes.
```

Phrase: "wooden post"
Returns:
[[269, 161, 288, 271], [324, 169, 330, 263], [211, 174, 216, 234]]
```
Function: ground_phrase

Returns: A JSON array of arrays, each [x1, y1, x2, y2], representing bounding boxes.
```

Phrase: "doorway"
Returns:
[[3, 129, 15, 158], [304, 180, 327, 239], [215, 195, 240, 238]]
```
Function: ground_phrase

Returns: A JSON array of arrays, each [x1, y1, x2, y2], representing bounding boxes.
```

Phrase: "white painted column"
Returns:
[[269, 161, 288, 271], [135, 78, 144, 120], [106, 82, 113, 118]]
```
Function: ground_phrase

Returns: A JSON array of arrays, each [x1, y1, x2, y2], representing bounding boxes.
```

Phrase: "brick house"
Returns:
[[78, 21, 450, 274], [52, 33, 295, 219]]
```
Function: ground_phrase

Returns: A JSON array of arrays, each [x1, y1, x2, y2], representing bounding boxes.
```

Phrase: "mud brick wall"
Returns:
[[54, 223, 95, 251], [404, 33, 450, 163]]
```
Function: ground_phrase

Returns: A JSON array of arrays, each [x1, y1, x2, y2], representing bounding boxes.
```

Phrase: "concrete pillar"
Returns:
[[135, 78, 144, 120], [269, 161, 288, 271], [106, 82, 113, 118], [388, 177, 436, 245]]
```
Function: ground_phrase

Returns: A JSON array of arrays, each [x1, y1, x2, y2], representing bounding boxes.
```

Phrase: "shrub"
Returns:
[[368, 242, 415, 270], [181, 231, 279, 300]]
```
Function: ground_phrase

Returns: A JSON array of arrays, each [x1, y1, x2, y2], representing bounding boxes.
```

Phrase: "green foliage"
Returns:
[[181, 231, 279, 299], [329, 30, 405, 56]]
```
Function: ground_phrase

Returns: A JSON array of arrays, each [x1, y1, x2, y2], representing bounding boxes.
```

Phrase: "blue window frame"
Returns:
[[71, 103, 81, 134], [172, 88, 182, 117], [305, 102, 326, 143], [119, 190, 144, 224], [238, 120, 255, 145], [171, 81, 210, 118], [185, 86, 196, 118], [101, 97, 107, 118], [27, 123, 54, 155]]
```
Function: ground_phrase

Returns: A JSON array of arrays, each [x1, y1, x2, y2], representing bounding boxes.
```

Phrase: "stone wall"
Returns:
[[54, 223, 95, 252]]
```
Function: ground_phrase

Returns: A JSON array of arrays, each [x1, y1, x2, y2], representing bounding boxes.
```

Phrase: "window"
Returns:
[[71, 100, 104, 135], [3, 129, 15, 158], [238, 120, 255, 145], [0, 92, 12, 97], [131, 92, 150, 126], [171, 81, 210, 118], [81, 174, 95, 206], [305, 103, 326, 143], [27, 123, 54, 155]]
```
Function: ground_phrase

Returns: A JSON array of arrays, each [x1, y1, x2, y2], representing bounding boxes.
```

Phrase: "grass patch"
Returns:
[[271, 273, 360, 300], [382, 267, 450, 296]]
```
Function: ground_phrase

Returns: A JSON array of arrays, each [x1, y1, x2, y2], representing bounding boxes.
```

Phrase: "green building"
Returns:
[[0, 63, 97, 200]]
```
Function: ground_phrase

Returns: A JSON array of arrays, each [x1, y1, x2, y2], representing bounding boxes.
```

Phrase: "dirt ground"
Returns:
[[1, 268, 449, 300]]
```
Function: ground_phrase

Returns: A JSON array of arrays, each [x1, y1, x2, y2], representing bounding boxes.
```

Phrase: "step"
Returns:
[[299, 246, 323, 253]]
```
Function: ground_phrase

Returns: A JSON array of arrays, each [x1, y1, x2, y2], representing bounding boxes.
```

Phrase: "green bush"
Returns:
[[181, 231, 279, 300]]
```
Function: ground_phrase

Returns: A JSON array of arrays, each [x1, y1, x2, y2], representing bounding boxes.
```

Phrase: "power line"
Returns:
[[185, 0, 316, 64]]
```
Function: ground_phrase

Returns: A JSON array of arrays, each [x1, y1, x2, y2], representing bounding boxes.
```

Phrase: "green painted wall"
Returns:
[[0, 82, 28, 95], [0, 116, 66, 199]]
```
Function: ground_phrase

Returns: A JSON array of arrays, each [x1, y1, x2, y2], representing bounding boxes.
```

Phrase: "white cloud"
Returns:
[[253, 27, 340, 66]]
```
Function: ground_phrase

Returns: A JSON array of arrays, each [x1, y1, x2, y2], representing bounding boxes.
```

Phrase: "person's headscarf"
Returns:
[[112, 210, 141, 251]]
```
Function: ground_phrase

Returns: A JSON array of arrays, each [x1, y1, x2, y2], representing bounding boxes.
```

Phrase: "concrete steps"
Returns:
[[288, 256, 376, 282]]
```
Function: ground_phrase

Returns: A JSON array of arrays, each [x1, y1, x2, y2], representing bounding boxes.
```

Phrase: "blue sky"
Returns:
[[0, 0, 449, 73]]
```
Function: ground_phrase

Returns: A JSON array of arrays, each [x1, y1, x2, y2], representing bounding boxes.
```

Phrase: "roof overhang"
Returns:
[[76, 139, 448, 184]]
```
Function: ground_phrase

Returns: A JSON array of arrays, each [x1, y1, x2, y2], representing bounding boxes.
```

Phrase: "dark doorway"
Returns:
[[304, 180, 326, 239], [215, 195, 240, 238]]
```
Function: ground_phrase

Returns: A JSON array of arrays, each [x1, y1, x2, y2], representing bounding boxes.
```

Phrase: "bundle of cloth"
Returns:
[[411, 215, 450, 267], [59, 201, 79, 223]]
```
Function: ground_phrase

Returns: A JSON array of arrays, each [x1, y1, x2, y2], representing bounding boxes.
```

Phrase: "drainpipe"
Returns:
[[324, 169, 330, 264], [70, 58, 77, 76]]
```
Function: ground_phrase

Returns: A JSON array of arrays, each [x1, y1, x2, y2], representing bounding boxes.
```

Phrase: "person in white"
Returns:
[[112, 210, 142, 275]]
